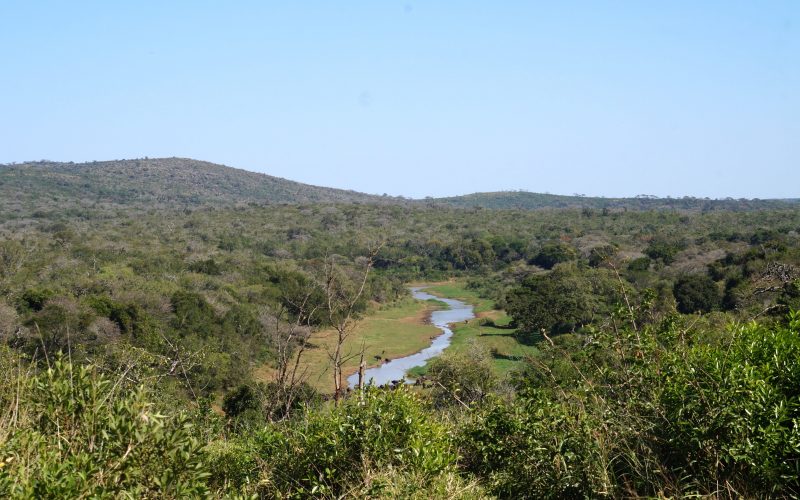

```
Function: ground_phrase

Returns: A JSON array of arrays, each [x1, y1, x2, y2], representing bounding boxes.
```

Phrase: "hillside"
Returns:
[[2, 158, 797, 218], [0, 157, 393, 215], [436, 190, 800, 211]]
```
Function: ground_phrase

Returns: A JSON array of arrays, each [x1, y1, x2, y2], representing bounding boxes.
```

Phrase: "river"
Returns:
[[346, 286, 475, 387]]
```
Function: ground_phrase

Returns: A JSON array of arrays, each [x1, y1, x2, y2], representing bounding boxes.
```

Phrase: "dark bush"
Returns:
[[188, 258, 222, 275], [222, 384, 258, 418], [19, 288, 55, 312], [627, 256, 651, 272], [530, 242, 577, 269], [673, 274, 720, 314]]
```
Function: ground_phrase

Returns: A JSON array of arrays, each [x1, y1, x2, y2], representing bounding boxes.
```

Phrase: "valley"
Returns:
[[1, 159, 799, 497]]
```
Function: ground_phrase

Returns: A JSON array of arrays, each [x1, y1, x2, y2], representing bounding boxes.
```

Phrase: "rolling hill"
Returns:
[[1, 157, 796, 217], [0, 157, 394, 216], [435, 191, 799, 211]]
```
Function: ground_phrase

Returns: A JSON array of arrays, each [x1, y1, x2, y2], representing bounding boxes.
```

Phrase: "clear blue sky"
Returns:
[[1, 1, 798, 199]]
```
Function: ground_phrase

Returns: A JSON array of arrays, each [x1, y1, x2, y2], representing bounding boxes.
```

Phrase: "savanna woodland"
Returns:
[[1, 158, 799, 498]]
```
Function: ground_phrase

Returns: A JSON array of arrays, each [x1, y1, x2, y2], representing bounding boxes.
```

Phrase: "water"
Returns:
[[347, 286, 475, 387]]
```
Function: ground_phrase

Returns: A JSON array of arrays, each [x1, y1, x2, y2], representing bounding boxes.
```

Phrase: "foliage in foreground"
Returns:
[[1, 312, 799, 498], [250, 387, 457, 497], [0, 356, 209, 498], [460, 312, 800, 498]]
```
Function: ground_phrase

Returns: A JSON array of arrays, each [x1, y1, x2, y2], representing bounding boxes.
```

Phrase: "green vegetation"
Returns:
[[435, 190, 799, 211], [0, 356, 210, 498], [673, 273, 721, 313], [2, 160, 800, 496], [423, 282, 494, 313], [3, 158, 798, 218], [272, 297, 444, 392]]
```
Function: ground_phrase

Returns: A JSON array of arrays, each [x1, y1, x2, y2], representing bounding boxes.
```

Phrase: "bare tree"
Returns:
[[319, 244, 383, 404], [264, 292, 320, 419]]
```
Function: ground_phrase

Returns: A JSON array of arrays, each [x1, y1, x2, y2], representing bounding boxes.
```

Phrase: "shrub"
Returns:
[[657, 313, 800, 495], [171, 291, 216, 338], [255, 387, 456, 497], [18, 288, 55, 312], [188, 258, 222, 275], [530, 242, 577, 269], [222, 384, 258, 418], [204, 439, 259, 494], [673, 274, 720, 314], [644, 238, 684, 264], [459, 393, 612, 498], [627, 256, 651, 272], [0, 360, 210, 498], [426, 350, 498, 407], [588, 244, 617, 267]]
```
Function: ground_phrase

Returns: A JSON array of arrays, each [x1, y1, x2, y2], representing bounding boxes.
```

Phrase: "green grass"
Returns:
[[447, 315, 538, 376], [410, 281, 539, 377], [257, 297, 445, 393], [422, 282, 494, 313], [257, 281, 537, 390]]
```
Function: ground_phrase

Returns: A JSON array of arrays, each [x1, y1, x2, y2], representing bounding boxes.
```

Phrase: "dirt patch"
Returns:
[[398, 306, 435, 325]]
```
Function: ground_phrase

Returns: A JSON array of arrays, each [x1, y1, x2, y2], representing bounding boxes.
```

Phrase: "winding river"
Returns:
[[347, 286, 475, 387]]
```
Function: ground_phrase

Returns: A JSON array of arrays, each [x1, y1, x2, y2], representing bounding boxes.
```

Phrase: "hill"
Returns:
[[436, 190, 799, 211], [0, 157, 394, 216], [2, 158, 796, 217]]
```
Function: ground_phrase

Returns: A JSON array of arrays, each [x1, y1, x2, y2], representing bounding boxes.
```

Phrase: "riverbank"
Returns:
[[348, 287, 475, 387], [408, 280, 540, 378], [254, 295, 445, 393]]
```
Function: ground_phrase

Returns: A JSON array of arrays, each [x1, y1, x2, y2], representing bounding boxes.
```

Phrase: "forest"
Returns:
[[1, 161, 799, 497]]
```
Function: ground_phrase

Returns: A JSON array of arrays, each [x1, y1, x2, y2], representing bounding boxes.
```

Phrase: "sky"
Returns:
[[0, 1, 798, 199]]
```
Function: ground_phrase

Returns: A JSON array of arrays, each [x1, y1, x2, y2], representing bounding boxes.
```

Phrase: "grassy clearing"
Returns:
[[257, 297, 444, 393], [422, 282, 495, 314], [411, 281, 539, 377]]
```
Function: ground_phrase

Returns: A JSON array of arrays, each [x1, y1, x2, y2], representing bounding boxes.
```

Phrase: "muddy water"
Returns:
[[347, 286, 475, 387]]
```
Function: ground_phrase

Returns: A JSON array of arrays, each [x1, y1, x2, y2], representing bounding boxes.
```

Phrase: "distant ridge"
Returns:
[[1, 157, 796, 216], [434, 191, 799, 211]]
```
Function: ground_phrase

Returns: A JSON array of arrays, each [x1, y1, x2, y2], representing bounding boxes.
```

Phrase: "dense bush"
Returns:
[[673, 274, 720, 313], [462, 312, 800, 497], [627, 256, 651, 272], [1, 188, 800, 496], [644, 238, 685, 264], [254, 386, 456, 497], [505, 265, 621, 337], [18, 288, 54, 312], [530, 241, 577, 269], [657, 313, 800, 495], [0, 359, 209, 498], [459, 393, 611, 499], [426, 350, 499, 407]]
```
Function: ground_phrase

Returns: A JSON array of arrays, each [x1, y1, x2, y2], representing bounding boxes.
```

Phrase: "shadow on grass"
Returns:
[[478, 320, 515, 330], [493, 323, 516, 330], [489, 349, 525, 362], [479, 330, 544, 347], [514, 332, 545, 346]]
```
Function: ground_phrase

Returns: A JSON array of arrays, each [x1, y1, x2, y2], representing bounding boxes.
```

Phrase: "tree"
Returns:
[[426, 348, 498, 408], [316, 244, 383, 403], [506, 268, 590, 339], [673, 274, 720, 314], [222, 384, 258, 418], [530, 242, 576, 269], [644, 238, 684, 265], [264, 292, 320, 419], [588, 245, 617, 268]]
